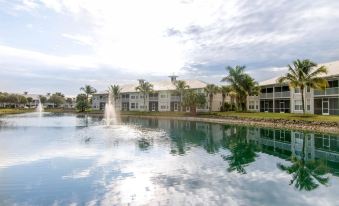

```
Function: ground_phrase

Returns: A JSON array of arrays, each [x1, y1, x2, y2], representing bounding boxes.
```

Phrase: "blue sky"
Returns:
[[1, 0, 339, 95]]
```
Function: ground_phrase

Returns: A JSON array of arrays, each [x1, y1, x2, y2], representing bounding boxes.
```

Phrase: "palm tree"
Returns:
[[204, 84, 219, 113], [220, 85, 232, 111], [107, 84, 122, 105], [80, 85, 97, 106], [229, 90, 237, 111], [277, 134, 329, 191], [174, 80, 190, 112], [135, 81, 153, 111], [182, 89, 206, 115], [221, 65, 259, 111], [277, 59, 328, 114]]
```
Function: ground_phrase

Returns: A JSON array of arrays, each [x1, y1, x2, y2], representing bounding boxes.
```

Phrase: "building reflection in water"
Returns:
[[123, 117, 339, 191]]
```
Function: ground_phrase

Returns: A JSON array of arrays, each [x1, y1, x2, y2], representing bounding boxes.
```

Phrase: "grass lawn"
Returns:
[[0, 108, 34, 115], [120, 110, 339, 123], [211, 111, 339, 123]]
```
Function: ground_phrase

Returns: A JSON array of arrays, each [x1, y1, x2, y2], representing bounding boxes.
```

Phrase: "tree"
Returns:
[[108, 84, 122, 105], [48, 93, 65, 107], [278, 59, 328, 114], [26, 97, 33, 107], [39, 96, 47, 104], [7, 94, 18, 107], [221, 65, 259, 111], [204, 84, 219, 113], [182, 90, 206, 115], [80, 85, 97, 107], [220, 86, 232, 111], [76, 94, 88, 112], [174, 80, 190, 112], [277, 134, 329, 191], [135, 81, 153, 111], [66, 98, 73, 104], [18, 95, 27, 106]]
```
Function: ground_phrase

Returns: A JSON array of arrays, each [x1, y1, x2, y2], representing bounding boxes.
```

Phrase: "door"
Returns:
[[280, 102, 285, 113], [264, 102, 269, 112], [174, 103, 178, 111], [322, 99, 329, 115]]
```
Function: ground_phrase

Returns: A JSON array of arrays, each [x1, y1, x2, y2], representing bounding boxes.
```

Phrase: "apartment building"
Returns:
[[247, 61, 339, 115], [92, 76, 224, 112]]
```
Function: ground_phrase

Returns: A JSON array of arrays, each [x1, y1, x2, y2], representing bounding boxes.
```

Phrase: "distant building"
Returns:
[[92, 76, 225, 112]]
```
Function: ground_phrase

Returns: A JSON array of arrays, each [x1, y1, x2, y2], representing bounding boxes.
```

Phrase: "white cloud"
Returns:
[[0, 44, 98, 69]]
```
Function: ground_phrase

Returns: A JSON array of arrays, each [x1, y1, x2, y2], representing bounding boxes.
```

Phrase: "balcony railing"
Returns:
[[170, 96, 180, 102], [149, 97, 159, 101], [260, 93, 273, 99], [314, 88, 339, 96], [274, 91, 290, 98], [121, 98, 129, 102]]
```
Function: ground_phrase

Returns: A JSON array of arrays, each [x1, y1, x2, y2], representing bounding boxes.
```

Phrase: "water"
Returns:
[[104, 92, 118, 126], [0, 113, 338, 206]]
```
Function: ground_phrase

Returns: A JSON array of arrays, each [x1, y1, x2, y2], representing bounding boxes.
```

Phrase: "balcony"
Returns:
[[260, 93, 273, 99], [274, 91, 290, 98], [149, 97, 159, 101], [121, 98, 129, 102], [314, 88, 339, 96], [170, 96, 180, 102]]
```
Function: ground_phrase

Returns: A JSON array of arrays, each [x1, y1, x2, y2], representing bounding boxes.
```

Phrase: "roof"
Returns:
[[95, 79, 208, 94], [259, 60, 339, 86]]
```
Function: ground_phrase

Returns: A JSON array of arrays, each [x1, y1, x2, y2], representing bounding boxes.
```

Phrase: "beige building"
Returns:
[[92, 76, 225, 113]]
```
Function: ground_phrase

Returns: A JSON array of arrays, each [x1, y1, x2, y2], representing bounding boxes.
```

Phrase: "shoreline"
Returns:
[[118, 114, 339, 135], [1, 108, 338, 134]]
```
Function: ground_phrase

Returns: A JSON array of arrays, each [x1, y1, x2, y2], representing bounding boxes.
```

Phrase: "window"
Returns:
[[294, 100, 302, 111], [161, 105, 166, 109], [136, 103, 138, 109], [131, 95, 135, 99], [266, 88, 273, 93], [282, 86, 290, 92], [295, 88, 300, 93], [307, 87, 311, 93], [131, 103, 135, 109], [328, 80, 339, 88], [307, 99, 311, 111], [160, 94, 167, 98], [249, 101, 255, 110], [275, 87, 282, 92]]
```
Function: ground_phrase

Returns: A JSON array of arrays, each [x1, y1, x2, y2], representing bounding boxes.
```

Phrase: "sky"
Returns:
[[0, 0, 339, 96]]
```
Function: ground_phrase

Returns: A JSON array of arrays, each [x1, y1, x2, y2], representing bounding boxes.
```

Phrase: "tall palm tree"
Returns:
[[135, 81, 153, 111], [107, 84, 122, 105], [277, 59, 328, 114], [221, 65, 258, 111], [80, 85, 97, 106], [220, 85, 232, 111], [204, 84, 219, 113], [174, 80, 190, 112], [277, 134, 329, 191]]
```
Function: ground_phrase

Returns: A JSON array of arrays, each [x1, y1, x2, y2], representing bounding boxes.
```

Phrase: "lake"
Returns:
[[0, 112, 338, 206]]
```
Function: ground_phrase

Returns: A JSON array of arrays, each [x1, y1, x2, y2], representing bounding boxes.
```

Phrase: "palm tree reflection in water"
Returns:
[[277, 133, 330, 191], [221, 125, 258, 174]]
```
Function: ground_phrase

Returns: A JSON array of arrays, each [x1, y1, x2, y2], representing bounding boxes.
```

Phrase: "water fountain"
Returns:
[[36, 99, 44, 114], [104, 92, 118, 126]]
